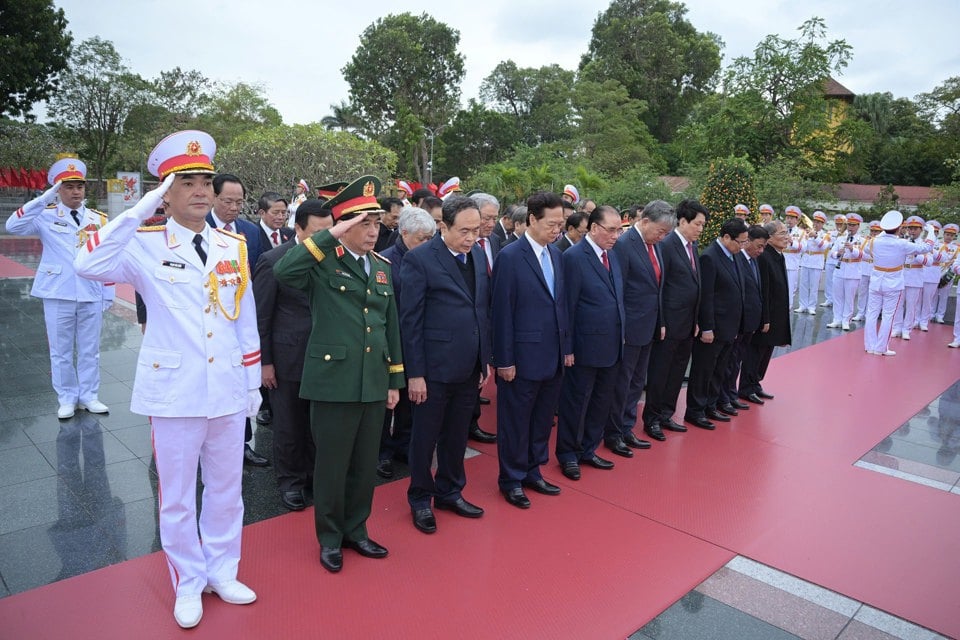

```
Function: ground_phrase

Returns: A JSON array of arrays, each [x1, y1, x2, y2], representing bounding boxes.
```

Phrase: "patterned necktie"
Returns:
[[686, 241, 697, 272], [70, 209, 80, 225], [601, 250, 610, 271], [272, 230, 279, 246], [478, 238, 492, 276], [224, 222, 233, 233], [647, 243, 661, 283], [540, 248, 555, 298], [192, 234, 207, 265]]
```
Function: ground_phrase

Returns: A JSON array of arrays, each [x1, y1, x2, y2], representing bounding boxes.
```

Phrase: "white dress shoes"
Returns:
[[948, 341, 960, 348], [174, 594, 203, 629], [78, 399, 109, 414], [57, 404, 75, 419], [203, 580, 257, 605]]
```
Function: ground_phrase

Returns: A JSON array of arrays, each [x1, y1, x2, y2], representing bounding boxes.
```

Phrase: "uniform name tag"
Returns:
[[161, 260, 186, 269], [53, 220, 68, 227], [334, 269, 353, 279]]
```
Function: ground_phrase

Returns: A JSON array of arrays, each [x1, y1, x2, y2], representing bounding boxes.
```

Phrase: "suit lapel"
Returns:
[[520, 238, 551, 296], [434, 238, 470, 297], [631, 229, 657, 284], [583, 240, 615, 294]]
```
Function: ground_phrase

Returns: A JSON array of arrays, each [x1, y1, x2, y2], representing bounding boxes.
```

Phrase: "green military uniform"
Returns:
[[273, 201, 404, 549]]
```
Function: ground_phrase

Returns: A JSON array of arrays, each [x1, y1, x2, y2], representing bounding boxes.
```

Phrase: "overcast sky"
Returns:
[[51, 0, 959, 126]]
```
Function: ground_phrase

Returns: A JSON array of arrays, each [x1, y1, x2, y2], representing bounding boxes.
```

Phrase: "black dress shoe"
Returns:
[[757, 389, 775, 400], [741, 393, 765, 405], [730, 399, 750, 410], [469, 424, 497, 443], [705, 408, 731, 422], [661, 419, 687, 432], [412, 508, 437, 534], [522, 478, 561, 496], [581, 454, 615, 470], [623, 432, 652, 449], [604, 439, 634, 458], [376, 459, 394, 479], [256, 409, 272, 425], [243, 444, 270, 467], [684, 415, 716, 430], [717, 403, 739, 417], [281, 489, 306, 511], [644, 423, 666, 441], [560, 461, 581, 480], [479, 396, 491, 405], [435, 497, 484, 518], [343, 538, 388, 559], [320, 547, 342, 573], [502, 487, 531, 509]]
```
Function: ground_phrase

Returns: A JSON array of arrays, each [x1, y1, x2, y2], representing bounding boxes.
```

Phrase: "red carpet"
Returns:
[[0, 254, 35, 278], [1, 325, 958, 638]]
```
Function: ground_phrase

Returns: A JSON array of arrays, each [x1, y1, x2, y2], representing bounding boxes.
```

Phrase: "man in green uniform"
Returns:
[[273, 176, 404, 573]]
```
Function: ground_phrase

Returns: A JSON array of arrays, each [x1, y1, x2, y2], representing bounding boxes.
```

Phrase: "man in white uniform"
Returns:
[[6, 158, 114, 418], [896, 216, 927, 340], [935, 224, 958, 324], [827, 213, 863, 331], [864, 211, 934, 355], [821, 214, 846, 308], [796, 211, 828, 314], [782, 206, 803, 310], [74, 130, 261, 629], [918, 220, 943, 330]]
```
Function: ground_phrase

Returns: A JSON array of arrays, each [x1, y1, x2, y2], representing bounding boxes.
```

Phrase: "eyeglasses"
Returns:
[[218, 197, 245, 208], [596, 224, 623, 235]]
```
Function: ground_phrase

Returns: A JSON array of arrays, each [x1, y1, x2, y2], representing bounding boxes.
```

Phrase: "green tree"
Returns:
[[217, 124, 396, 202], [321, 100, 363, 134], [591, 166, 673, 211], [194, 81, 282, 149], [0, 120, 65, 169], [479, 61, 575, 145], [437, 101, 520, 179], [700, 156, 757, 245], [46, 37, 148, 189], [579, 0, 721, 142], [342, 13, 465, 181], [0, 0, 73, 119]]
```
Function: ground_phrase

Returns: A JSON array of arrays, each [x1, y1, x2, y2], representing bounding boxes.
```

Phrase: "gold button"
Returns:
[[208, 357, 214, 363], [152, 363, 160, 369], [324, 354, 331, 361], [365, 347, 372, 353], [366, 327, 372, 333], [169, 276, 175, 282], [387, 357, 392, 363], [207, 332, 213, 338], [204, 306, 211, 313], [340, 285, 346, 292], [203, 282, 209, 288], [363, 308, 369, 314]]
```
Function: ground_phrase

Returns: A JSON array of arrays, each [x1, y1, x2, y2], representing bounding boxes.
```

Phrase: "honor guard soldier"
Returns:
[[894, 216, 927, 340], [734, 203, 750, 220], [919, 220, 943, 330], [822, 214, 846, 308], [782, 206, 803, 310], [827, 213, 863, 331], [273, 176, 404, 574], [758, 203, 775, 225], [6, 157, 114, 418], [796, 210, 829, 314], [75, 131, 262, 628], [853, 220, 883, 321], [935, 223, 958, 324]]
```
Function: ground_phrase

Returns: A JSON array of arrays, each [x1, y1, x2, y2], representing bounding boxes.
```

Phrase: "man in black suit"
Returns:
[[253, 201, 332, 510], [400, 196, 492, 534], [553, 210, 588, 253], [605, 200, 675, 456], [641, 199, 708, 441], [257, 192, 295, 251], [491, 204, 514, 243], [684, 218, 748, 430], [502, 207, 528, 245], [740, 221, 792, 402], [556, 206, 625, 479], [375, 197, 403, 252], [492, 192, 571, 508], [720, 225, 768, 410]]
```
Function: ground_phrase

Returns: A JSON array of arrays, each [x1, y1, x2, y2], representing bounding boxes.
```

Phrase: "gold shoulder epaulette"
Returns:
[[137, 226, 166, 232], [215, 227, 247, 242], [45, 203, 56, 209], [89, 208, 107, 216], [370, 250, 391, 265]]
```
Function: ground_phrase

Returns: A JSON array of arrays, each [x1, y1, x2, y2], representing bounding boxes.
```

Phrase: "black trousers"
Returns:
[[556, 361, 619, 463], [269, 377, 314, 492], [686, 338, 733, 418], [379, 390, 411, 462], [740, 343, 775, 396], [605, 342, 653, 442], [496, 371, 563, 491], [642, 336, 693, 427]]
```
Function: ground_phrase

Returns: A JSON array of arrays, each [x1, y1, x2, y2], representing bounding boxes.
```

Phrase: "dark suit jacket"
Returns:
[[613, 226, 661, 347], [491, 220, 509, 243], [492, 236, 572, 380], [254, 240, 312, 381], [697, 240, 745, 343], [375, 223, 394, 253], [754, 245, 792, 346], [399, 235, 491, 383], [476, 234, 500, 275], [379, 235, 409, 301], [738, 252, 763, 334], [503, 232, 521, 246], [553, 234, 573, 252], [205, 212, 264, 272], [258, 224, 294, 254], [562, 238, 624, 368], [658, 231, 700, 339]]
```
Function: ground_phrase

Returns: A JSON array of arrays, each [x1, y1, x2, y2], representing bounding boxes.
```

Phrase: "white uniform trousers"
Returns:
[[856, 275, 871, 317], [954, 294, 960, 342], [823, 264, 836, 304], [919, 282, 939, 328], [891, 292, 907, 336], [832, 277, 859, 325], [865, 288, 903, 354], [798, 266, 823, 311], [901, 286, 922, 335], [786, 268, 800, 310], [42, 298, 102, 406], [152, 412, 245, 597], [935, 285, 950, 320]]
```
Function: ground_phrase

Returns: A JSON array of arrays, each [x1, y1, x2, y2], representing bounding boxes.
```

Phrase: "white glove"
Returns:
[[246, 389, 262, 418], [130, 174, 175, 221], [23, 182, 62, 213]]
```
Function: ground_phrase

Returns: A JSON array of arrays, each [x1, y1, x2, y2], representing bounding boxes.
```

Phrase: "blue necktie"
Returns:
[[540, 249, 555, 298], [456, 253, 466, 264]]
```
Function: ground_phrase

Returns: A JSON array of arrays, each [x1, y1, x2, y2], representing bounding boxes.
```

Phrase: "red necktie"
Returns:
[[272, 230, 279, 246], [647, 243, 661, 283], [224, 223, 233, 233], [478, 238, 491, 276], [686, 242, 697, 272], [601, 250, 610, 271]]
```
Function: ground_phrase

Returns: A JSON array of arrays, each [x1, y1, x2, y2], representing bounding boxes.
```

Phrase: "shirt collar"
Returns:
[[584, 233, 604, 259]]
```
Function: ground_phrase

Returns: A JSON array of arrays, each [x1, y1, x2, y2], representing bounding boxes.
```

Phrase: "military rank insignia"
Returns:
[[215, 259, 241, 275], [375, 270, 388, 285], [335, 246, 345, 259]]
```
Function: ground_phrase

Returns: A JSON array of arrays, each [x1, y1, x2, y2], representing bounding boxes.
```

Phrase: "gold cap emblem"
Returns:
[[186, 141, 202, 156], [67, 163, 76, 171], [363, 181, 375, 197]]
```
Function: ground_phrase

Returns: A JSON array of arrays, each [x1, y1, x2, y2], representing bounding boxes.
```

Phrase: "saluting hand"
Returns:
[[329, 212, 369, 239]]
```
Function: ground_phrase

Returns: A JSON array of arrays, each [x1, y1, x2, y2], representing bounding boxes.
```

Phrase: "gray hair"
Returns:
[[510, 206, 528, 225], [471, 192, 500, 212], [763, 220, 784, 235], [398, 206, 437, 236], [641, 200, 676, 226]]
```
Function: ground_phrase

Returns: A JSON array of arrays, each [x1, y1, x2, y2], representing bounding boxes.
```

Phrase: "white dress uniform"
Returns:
[[865, 215, 934, 355], [822, 215, 846, 307], [919, 225, 943, 329], [951, 260, 960, 346], [5, 161, 114, 409], [783, 220, 803, 310], [797, 227, 828, 313], [75, 131, 261, 626], [855, 232, 879, 320], [829, 231, 862, 329], [935, 235, 959, 322], [897, 230, 926, 339]]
